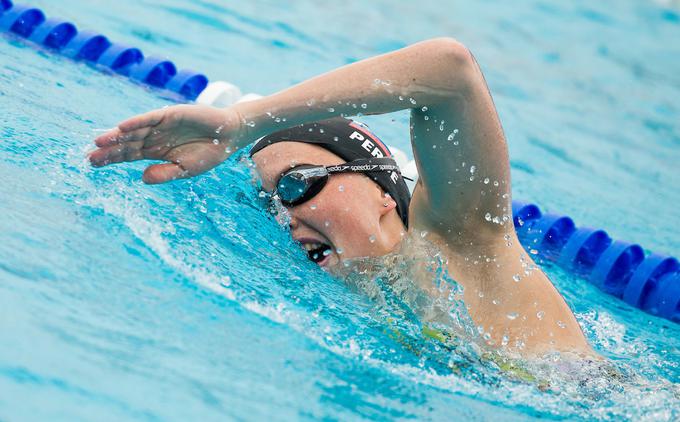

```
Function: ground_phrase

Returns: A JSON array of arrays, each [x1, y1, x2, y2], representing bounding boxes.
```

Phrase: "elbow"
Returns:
[[418, 37, 477, 90], [426, 37, 474, 66]]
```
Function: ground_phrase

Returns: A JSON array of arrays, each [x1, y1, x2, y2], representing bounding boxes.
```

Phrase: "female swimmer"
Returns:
[[89, 38, 593, 357]]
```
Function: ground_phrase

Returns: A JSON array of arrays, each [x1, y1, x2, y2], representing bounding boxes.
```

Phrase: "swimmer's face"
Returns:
[[252, 141, 405, 268]]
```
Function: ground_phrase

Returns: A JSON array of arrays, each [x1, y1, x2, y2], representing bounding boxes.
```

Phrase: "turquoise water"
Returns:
[[1, 0, 680, 420]]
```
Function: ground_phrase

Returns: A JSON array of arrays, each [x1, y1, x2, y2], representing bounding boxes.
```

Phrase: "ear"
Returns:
[[378, 192, 397, 217]]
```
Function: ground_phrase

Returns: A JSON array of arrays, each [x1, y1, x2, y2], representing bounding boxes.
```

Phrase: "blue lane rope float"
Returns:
[[0, 2, 206, 99], [2, 2, 679, 323], [28, 18, 77, 49], [513, 201, 679, 322]]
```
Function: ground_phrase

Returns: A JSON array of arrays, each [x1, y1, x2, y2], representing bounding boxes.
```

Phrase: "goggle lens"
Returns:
[[276, 166, 329, 206], [278, 173, 308, 204]]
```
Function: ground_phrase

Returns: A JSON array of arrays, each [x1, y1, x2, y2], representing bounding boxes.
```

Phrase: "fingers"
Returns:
[[93, 108, 167, 148], [94, 125, 156, 148], [88, 141, 144, 167], [118, 109, 166, 132], [142, 163, 189, 184], [94, 127, 124, 147]]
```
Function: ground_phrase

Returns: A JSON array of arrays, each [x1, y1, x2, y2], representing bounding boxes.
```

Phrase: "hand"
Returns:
[[89, 104, 243, 184]]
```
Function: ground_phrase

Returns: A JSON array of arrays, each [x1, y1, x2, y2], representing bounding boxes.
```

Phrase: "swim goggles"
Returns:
[[269, 157, 403, 207]]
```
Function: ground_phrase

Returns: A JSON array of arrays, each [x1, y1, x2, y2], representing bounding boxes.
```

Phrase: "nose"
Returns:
[[288, 215, 299, 230]]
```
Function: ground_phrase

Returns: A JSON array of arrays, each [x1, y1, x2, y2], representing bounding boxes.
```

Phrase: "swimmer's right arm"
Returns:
[[90, 38, 477, 188]]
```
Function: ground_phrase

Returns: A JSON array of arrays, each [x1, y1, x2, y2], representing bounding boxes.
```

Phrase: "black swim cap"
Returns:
[[249, 118, 411, 227]]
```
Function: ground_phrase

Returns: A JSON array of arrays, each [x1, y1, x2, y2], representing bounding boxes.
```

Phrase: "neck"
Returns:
[[379, 210, 407, 254]]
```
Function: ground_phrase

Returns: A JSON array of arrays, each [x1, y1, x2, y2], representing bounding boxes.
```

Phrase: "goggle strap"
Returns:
[[325, 158, 401, 175]]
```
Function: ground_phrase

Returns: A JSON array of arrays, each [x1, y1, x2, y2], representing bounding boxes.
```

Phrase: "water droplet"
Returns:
[[327, 107, 335, 112], [424, 115, 429, 120], [484, 212, 492, 221], [323, 249, 332, 256], [361, 103, 367, 109], [368, 234, 376, 243], [483, 177, 490, 184], [492, 299, 499, 305], [215, 125, 224, 134], [336, 247, 343, 255], [421, 106, 428, 112], [432, 144, 437, 149], [420, 230, 428, 238], [507, 312, 518, 320], [470, 165, 476, 174], [512, 274, 521, 282], [333, 136, 339, 142], [338, 185, 344, 192], [398, 95, 404, 101], [536, 311, 545, 320], [409, 98, 417, 105], [530, 249, 538, 255], [324, 220, 330, 227], [483, 332, 491, 341], [310, 204, 317, 210], [493, 180, 499, 187], [501, 335, 509, 346], [557, 320, 566, 329], [319, 128, 325, 133], [212, 138, 219, 145]]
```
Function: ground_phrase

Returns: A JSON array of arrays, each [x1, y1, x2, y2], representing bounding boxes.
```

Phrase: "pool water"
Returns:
[[1, 0, 679, 420]]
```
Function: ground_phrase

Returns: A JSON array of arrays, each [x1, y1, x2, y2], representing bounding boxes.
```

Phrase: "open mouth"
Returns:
[[302, 241, 332, 264]]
